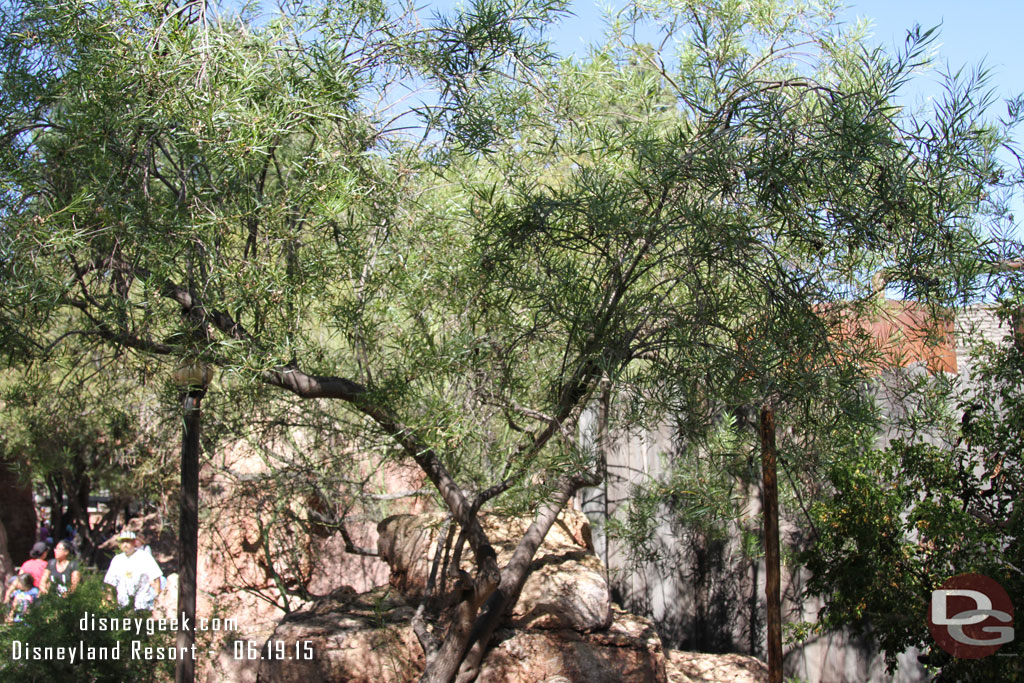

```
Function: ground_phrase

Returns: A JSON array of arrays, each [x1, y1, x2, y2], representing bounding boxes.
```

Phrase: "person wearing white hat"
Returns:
[[103, 530, 163, 610]]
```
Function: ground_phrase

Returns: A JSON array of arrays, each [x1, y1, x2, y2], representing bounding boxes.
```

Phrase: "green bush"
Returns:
[[0, 573, 175, 682]]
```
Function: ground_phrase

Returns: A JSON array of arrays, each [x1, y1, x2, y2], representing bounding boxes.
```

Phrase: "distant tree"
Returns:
[[0, 0, 1020, 681], [0, 356, 174, 559]]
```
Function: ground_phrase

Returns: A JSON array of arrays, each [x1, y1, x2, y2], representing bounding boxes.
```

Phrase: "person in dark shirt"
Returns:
[[41, 539, 80, 596]]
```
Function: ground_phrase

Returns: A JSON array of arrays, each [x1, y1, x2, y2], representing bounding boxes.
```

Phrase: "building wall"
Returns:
[[955, 304, 1012, 379]]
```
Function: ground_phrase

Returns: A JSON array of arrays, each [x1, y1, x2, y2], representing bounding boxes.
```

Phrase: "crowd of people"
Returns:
[[3, 521, 162, 623]]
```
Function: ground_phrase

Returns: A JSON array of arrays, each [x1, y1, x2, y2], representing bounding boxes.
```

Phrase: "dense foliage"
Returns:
[[0, 356, 175, 556], [0, 574, 175, 682], [0, 0, 1021, 679], [803, 299, 1024, 680]]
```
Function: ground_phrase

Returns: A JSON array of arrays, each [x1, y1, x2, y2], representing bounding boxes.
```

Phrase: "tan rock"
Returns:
[[509, 550, 611, 631], [205, 649, 261, 683], [376, 513, 444, 596], [307, 526, 390, 596], [256, 589, 423, 683], [666, 650, 768, 683], [257, 592, 666, 683], [376, 508, 610, 632], [478, 605, 667, 682]]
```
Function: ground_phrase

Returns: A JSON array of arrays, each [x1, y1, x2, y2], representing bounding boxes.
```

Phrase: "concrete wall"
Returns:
[[954, 304, 1013, 379], [579, 423, 926, 682]]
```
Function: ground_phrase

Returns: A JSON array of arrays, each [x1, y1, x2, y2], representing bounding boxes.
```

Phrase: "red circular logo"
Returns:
[[928, 573, 1015, 659]]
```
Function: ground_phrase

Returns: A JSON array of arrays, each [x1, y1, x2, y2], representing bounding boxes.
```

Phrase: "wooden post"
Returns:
[[176, 388, 203, 683], [760, 404, 783, 683]]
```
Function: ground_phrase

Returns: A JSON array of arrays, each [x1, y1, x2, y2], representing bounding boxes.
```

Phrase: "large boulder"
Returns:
[[506, 550, 610, 632], [376, 507, 610, 632], [665, 651, 768, 683], [477, 606, 668, 683], [256, 590, 667, 683], [254, 588, 425, 683]]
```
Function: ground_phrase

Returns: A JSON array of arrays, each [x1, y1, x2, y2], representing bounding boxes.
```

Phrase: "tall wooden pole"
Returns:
[[760, 404, 783, 683], [176, 387, 203, 683]]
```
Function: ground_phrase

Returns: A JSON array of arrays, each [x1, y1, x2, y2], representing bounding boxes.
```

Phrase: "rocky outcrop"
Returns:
[[255, 588, 423, 683], [114, 442, 433, 683], [240, 499, 767, 683], [507, 549, 610, 632], [376, 507, 610, 632], [256, 590, 667, 683], [665, 651, 767, 683], [478, 606, 667, 682]]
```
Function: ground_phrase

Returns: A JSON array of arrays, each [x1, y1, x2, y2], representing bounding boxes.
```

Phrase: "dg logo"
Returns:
[[929, 573, 1015, 659]]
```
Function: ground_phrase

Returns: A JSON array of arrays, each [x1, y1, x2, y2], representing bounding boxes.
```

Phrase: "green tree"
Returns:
[[0, 1, 1019, 681], [0, 355, 174, 560]]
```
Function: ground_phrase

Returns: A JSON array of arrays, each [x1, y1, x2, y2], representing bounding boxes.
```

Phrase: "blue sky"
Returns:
[[543, 0, 1024, 243], [840, 0, 1024, 105], [394, 0, 1023, 242], [547, 0, 1023, 102]]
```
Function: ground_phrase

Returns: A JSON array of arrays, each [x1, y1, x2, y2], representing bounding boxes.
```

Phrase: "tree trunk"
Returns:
[[420, 583, 482, 683], [417, 474, 584, 683], [45, 474, 63, 534], [64, 470, 95, 554]]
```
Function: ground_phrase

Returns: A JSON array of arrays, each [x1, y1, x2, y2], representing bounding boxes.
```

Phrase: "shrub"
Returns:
[[0, 573, 175, 682]]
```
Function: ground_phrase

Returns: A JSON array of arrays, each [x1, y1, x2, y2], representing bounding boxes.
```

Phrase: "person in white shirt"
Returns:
[[103, 530, 163, 610]]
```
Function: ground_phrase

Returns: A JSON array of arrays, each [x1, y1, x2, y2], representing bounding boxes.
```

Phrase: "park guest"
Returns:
[[41, 539, 81, 596], [103, 530, 163, 610], [7, 573, 39, 622], [18, 542, 49, 587]]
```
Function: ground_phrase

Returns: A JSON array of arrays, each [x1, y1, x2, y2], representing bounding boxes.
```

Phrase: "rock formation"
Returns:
[[141, 442, 768, 683], [376, 508, 609, 632], [255, 507, 768, 682], [256, 589, 667, 683]]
